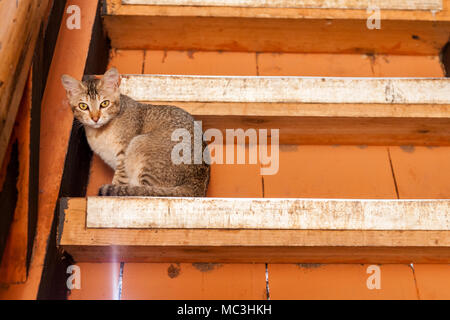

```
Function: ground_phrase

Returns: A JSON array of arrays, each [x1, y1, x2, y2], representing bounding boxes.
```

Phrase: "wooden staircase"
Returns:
[[58, 0, 450, 264]]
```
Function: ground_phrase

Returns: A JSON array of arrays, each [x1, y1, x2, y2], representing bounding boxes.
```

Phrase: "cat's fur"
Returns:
[[61, 68, 210, 197]]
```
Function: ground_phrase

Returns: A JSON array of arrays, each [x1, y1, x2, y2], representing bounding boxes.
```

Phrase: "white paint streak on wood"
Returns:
[[86, 197, 450, 231], [122, 0, 443, 11], [120, 76, 450, 105]]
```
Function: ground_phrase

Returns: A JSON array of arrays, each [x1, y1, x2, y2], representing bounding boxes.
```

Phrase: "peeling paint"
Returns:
[[192, 263, 222, 272]]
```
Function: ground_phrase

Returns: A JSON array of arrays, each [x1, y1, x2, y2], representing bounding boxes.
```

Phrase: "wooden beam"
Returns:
[[118, 75, 450, 145], [59, 198, 450, 263], [0, 73, 32, 284], [123, 0, 443, 11], [86, 197, 450, 230], [103, 0, 450, 54], [0, 0, 51, 167], [122, 76, 450, 104]]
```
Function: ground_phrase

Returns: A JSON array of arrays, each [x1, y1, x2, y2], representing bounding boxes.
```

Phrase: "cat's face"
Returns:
[[61, 68, 121, 129]]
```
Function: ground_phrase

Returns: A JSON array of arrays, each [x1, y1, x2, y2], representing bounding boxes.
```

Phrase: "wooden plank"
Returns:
[[0, 73, 32, 284], [0, 0, 50, 167], [118, 75, 450, 146], [104, 0, 450, 54], [123, 0, 443, 11], [110, 0, 450, 20], [86, 197, 450, 231], [59, 198, 450, 263], [121, 76, 450, 104]]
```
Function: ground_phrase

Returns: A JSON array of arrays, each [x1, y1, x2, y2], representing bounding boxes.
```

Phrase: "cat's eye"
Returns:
[[100, 100, 110, 108], [78, 103, 89, 110]]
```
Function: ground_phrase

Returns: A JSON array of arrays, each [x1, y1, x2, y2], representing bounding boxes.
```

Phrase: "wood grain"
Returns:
[[59, 198, 450, 263], [86, 197, 450, 230], [104, 0, 450, 54], [0, 0, 50, 167], [0, 74, 32, 284], [121, 76, 450, 104], [117, 76, 450, 146]]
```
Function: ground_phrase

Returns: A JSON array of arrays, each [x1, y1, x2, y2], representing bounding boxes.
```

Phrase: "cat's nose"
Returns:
[[92, 116, 99, 123]]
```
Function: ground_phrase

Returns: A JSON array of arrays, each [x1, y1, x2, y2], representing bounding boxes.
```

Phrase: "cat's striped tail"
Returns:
[[98, 184, 203, 197]]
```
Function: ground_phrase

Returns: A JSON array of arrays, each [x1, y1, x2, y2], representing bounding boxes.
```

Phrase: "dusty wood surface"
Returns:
[[123, 0, 443, 10], [121, 76, 450, 104], [110, 0, 450, 19], [59, 198, 450, 263], [0, 0, 50, 167], [86, 197, 450, 231]]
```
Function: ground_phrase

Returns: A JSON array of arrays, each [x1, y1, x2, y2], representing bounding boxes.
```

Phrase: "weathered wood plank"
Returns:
[[121, 76, 450, 105], [0, 74, 32, 284], [0, 0, 51, 167], [123, 0, 443, 11], [86, 197, 450, 231], [117, 76, 450, 146], [59, 198, 450, 263]]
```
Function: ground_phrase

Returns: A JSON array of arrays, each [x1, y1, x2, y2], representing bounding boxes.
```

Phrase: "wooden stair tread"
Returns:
[[115, 75, 450, 146], [58, 197, 450, 263], [103, 0, 450, 54], [123, 0, 443, 11], [121, 75, 450, 105]]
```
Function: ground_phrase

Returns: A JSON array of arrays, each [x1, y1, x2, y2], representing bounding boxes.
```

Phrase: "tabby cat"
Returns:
[[61, 68, 210, 197]]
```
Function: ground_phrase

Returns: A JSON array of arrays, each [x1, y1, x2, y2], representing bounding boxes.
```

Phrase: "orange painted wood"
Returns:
[[389, 146, 450, 199], [0, 0, 99, 300], [413, 264, 450, 299], [257, 53, 445, 77], [264, 146, 397, 198], [103, 0, 450, 54], [121, 263, 267, 299], [108, 49, 145, 74], [143, 50, 258, 75], [268, 264, 418, 299], [0, 73, 32, 284], [207, 144, 263, 197]]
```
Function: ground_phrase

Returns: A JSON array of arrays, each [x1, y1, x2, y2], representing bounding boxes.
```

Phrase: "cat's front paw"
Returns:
[[98, 184, 116, 196]]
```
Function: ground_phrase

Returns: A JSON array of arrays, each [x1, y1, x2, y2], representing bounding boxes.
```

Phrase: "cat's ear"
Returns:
[[61, 75, 85, 97], [100, 67, 121, 91]]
